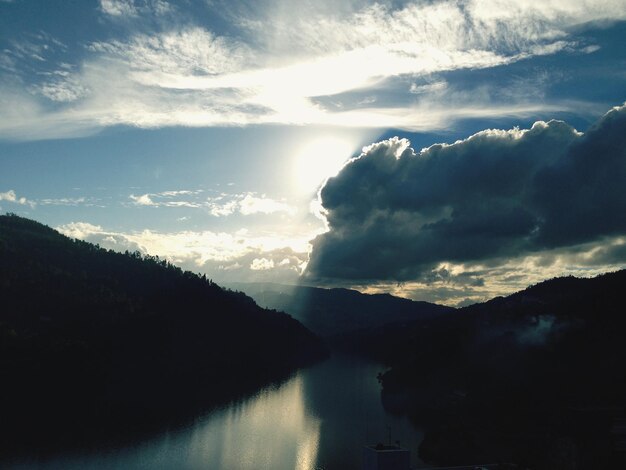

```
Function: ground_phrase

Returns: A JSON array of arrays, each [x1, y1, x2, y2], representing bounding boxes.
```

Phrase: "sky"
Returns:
[[1, 0, 626, 306]]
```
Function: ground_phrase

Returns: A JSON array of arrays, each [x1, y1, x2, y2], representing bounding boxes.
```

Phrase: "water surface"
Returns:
[[8, 354, 423, 469]]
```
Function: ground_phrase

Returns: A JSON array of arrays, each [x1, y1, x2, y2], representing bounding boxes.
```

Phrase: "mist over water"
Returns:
[[7, 355, 423, 470]]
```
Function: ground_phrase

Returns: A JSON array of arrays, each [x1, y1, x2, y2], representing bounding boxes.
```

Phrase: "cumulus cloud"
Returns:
[[129, 193, 156, 206], [306, 103, 626, 289], [250, 258, 275, 271], [56, 221, 313, 284], [57, 221, 107, 240], [0, 189, 35, 208], [237, 194, 295, 216], [207, 198, 239, 217]]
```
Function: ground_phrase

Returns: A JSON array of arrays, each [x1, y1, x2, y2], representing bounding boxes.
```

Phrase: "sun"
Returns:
[[292, 136, 356, 194]]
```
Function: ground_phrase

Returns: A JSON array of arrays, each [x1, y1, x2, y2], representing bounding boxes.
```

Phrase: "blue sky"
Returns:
[[1, 0, 626, 305]]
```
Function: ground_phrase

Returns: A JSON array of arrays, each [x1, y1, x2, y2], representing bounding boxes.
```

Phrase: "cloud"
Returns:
[[33, 70, 88, 103], [56, 221, 312, 284], [159, 190, 196, 196], [207, 198, 239, 217], [127, 190, 295, 216], [129, 193, 156, 206], [250, 258, 275, 271], [88, 27, 247, 76], [207, 193, 295, 217], [100, 0, 138, 17], [128, 190, 204, 208], [305, 103, 626, 288], [237, 194, 295, 216], [38, 197, 91, 206], [3, 0, 626, 139], [409, 80, 448, 95], [1, 191, 99, 210], [349, 235, 626, 305], [57, 221, 105, 239], [235, 0, 622, 58], [99, 0, 171, 18], [0, 189, 35, 208]]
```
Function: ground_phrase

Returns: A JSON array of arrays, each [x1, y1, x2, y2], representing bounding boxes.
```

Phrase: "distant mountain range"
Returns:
[[227, 281, 454, 338], [0, 214, 326, 456]]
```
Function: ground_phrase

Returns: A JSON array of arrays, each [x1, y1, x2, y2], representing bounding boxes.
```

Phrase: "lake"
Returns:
[[6, 354, 424, 470]]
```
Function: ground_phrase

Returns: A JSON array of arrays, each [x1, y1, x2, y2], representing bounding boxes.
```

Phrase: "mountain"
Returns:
[[0, 214, 327, 455], [366, 270, 626, 468], [227, 282, 454, 338]]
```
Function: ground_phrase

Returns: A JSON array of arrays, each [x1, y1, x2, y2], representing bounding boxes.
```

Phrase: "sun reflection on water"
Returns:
[[187, 374, 320, 470]]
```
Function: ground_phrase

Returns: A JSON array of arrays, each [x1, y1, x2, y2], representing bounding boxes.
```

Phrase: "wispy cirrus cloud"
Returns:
[[206, 193, 295, 217], [33, 69, 88, 103], [99, 0, 172, 18], [129, 190, 204, 208], [128, 190, 296, 216], [38, 197, 90, 206], [100, 0, 137, 17], [2, 0, 624, 139], [87, 27, 247, 76], [0, 190, 105, 210]]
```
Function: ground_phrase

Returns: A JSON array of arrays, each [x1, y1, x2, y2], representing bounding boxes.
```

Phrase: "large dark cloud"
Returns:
[[306, 103, 626, 282]]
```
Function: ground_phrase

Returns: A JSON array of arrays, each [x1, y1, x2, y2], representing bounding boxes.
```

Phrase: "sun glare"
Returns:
[[293, 136, 356, 194]]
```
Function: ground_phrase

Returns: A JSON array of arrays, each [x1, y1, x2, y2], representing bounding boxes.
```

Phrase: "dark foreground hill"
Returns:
[[0, 214, 327, 456], [360, 270, 626, 469], [228, 282, 454, 338]]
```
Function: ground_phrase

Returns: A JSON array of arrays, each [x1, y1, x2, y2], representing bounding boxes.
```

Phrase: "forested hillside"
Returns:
[[365, 270, 626, 468], [0, 214, 327, 455]]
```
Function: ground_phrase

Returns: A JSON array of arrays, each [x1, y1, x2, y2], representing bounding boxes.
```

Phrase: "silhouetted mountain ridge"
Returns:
[[0, 214, 327, 456], [227, 281, 454, 337]]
